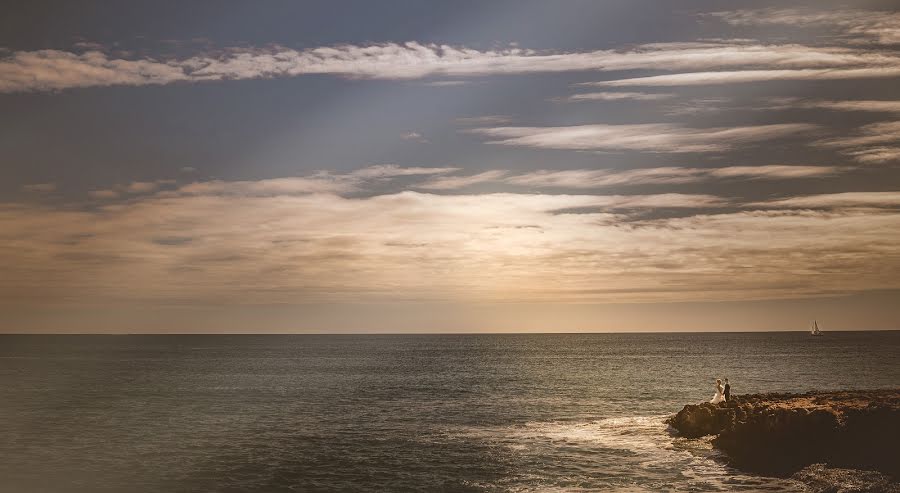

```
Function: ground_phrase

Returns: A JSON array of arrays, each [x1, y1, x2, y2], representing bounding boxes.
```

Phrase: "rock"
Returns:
[[667, 401, 735, 438], [667, 390, 900, 479], [792, 464, 900, 493]]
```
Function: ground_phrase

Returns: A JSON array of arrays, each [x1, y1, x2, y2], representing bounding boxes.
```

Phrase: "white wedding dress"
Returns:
[[710, 384, 725, 404]]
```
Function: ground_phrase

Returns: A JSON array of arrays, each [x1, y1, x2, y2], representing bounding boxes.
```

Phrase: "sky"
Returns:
[[2, 0, 899, 333]]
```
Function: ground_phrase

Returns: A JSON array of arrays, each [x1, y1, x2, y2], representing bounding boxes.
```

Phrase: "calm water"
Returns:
[[1, 332, 898, 492]]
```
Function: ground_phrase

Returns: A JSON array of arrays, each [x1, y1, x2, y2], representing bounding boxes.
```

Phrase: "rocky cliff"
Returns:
[[667, 390, 900, 477]]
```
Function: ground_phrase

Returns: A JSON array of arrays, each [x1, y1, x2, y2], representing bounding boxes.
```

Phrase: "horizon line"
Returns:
[[1, 329, 898, 335]]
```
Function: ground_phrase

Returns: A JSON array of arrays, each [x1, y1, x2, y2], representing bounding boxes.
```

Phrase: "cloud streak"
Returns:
[[814, 121, 900, 163], [3, 39, 899, 93], [594, 67, 900, 87], [171, 165, 461, 197], [417, 170, 510, 190], [427, 166, 840, 190], [783, 99, 900, 114], [754, 192, 900, 208], [564, 91, 675, 102], [711, 8, 900, 45], [468, 123, 818, 153]]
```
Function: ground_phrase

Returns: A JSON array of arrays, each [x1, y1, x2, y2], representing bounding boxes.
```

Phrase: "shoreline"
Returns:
[[668, 389, 900, 491]]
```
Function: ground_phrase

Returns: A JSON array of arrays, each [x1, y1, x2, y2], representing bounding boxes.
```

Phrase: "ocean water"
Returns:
[[1, 332, 898, 492]]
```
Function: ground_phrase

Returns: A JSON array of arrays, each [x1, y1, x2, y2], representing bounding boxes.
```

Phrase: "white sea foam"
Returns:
[[445, 415, 803, 492]]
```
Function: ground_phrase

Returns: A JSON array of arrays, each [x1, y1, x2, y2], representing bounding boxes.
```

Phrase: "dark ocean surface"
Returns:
[[1, 332, 898, 492]]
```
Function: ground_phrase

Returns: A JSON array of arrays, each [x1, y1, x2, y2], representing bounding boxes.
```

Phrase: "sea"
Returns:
[[1, 331, 898, 492]]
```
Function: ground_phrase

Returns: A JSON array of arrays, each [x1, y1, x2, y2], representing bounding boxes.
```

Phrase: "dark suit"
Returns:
[[723, 383, 731, 402]]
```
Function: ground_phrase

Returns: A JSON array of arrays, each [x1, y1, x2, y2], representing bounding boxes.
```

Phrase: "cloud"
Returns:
[[786, 99, 900, 114], [169, 165, 460, 197], [583, 193, 726, 209], [349, 164, 457, 178], [3, 187, 899, 306], [813, 121, 900, 163], [594, 67, 900, 87], [175, 177, 351, 196], [844, 147, 900, 164], [662, 98, 734, 116], [133, 165, 839, 200], [753, 192, 900, 208], [22, 183, 57, 193], [506, 168, 700, 188], [468, 123, 818, 153], [665, 97, 900, 117], [400, 131, 427, 142], [564, 91, 676, 102], [77, 166, 462, 202], [416, 170, 510, 190], [87, 180, 177, 199], [3, 40, 899, 93], [0, 50, 188, 93], [165, 165, 837, 198], [711, 8, 900, 45], [816, 121, 900, 148], [422, 166, 838, 190], [706, 165, 841, 179]]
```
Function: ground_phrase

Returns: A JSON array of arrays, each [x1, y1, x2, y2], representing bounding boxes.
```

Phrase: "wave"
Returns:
[[443, 415, 803, 492]]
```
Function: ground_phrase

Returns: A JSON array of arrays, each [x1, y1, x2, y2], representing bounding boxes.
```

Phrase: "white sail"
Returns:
[[810, 320, 823, 336]]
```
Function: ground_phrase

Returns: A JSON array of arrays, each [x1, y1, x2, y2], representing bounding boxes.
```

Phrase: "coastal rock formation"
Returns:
[[668, 390, 900, 477]]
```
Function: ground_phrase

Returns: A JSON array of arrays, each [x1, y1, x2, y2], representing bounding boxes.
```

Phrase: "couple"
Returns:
[[710, 378, 731, 404]]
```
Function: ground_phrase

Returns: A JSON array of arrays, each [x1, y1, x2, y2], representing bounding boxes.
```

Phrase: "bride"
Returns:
[[710, 378, 725, 404]]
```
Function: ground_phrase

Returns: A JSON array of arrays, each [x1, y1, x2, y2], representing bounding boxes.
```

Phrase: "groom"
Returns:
[[723, 379, 731, 402]]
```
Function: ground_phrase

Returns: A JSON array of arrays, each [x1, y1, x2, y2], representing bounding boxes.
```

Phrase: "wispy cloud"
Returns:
[[171, 165, 460, 197], [87, 180, 177, 199], [770, 99, 900, 114], [505, 168, 701, 188], [711, 8, 900, 45], [400, 131, 428, 143], [594, 67, 900, 87], [417, 170, 510, 190], [816, 121, 900, 148], [813, 121, 900, 163], [101, 165, 832, 200], [564, 91, 675, 102], [844, 147, 900, 164], [84, 166, 461, 200], [3, 40, 898, 93], [174, 177, 355, 197], [753, 191, 900, 208], [340, 164, 459, 179], [705, 165, 840, 179], [418, 166, 838, 190], [467, 123, 818, 153]]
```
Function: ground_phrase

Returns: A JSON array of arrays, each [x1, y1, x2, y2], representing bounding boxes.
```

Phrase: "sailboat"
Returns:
[[810, 320, 824, 336]]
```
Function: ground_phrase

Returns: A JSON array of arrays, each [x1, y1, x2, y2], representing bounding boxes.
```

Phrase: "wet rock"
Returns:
[[792, 464, 900, 493]]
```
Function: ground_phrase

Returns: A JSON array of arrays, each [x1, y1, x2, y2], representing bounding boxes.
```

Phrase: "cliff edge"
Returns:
[[667, 389, 900, 478]]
